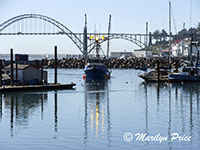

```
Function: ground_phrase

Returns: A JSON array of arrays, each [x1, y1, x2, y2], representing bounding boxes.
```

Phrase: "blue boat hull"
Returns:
[[169, 74, 200, 82], [85, 69, 107, 80]]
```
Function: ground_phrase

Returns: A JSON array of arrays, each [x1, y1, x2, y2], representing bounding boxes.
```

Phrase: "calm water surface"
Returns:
[[0, 69, 200, 150]]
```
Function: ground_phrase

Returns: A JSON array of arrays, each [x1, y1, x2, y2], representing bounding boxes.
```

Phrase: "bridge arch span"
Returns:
[[0, 14, 83, 53], [87, 35, 146, 54]]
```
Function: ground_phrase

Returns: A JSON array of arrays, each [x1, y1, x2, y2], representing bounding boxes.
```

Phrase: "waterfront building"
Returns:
[[133, 49, 152, 57], [4, 64, 47, 85], [171, 39, 200, 57], [160, 49, 171, 57], [110, 52, 133, 58]]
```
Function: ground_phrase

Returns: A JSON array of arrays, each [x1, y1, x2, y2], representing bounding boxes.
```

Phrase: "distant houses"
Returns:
[[133, 49, 152, 57], [110, 50, 153, 58], [171, 39, 189, 57], [161, 38, 200, 57]]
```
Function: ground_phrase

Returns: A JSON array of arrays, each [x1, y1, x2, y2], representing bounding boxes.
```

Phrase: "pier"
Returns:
[[0, 83, 76, 92], [0, 46, 76, 92]]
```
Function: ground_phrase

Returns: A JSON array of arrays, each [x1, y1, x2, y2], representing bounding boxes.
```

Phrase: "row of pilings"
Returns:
[[0, 46, 58, 87], [43, 57, 185, 69]]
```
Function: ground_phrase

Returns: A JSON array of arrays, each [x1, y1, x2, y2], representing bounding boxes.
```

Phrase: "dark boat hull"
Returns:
[[84, 69, 108, 80], [169, 74, 200, 82], [139, 74, 168, 82]]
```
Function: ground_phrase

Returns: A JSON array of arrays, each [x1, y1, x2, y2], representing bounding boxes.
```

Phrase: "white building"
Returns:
[[110, 52, 133, 58], [133, 49, 152, 57], [4, 64, 48, 85], [171, 39, 200, 57]]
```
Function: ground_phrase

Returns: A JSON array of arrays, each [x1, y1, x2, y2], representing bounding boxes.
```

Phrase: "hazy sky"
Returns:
[[0, 0, 199, 54]]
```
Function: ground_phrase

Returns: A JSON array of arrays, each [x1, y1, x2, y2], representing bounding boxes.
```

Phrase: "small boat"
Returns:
[[139, 69, 170, 82], [168, 66, 200, 82], [83, 61, 111, 81]]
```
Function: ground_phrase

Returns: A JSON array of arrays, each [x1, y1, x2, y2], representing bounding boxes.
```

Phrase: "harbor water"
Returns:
[[0, 69, 200, 150]]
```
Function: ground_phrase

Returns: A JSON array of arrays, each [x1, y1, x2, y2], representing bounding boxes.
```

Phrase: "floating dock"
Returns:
[[0, 83, 76, 92]]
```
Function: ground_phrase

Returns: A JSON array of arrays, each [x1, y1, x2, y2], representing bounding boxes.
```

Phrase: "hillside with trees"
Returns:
[[150, 22, 200, 54]]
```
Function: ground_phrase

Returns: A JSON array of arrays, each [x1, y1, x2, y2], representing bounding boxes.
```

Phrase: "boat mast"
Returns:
[[107, 15, 111, 59], [145, 22, 148, 71], [96, 41, 100, 59], [190, 34, 193, 66], [83, 14, 88, 58], [169, 1, 172, 67]]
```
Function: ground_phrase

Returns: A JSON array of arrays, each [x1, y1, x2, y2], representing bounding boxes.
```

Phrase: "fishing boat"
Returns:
[[83, 34, 111, 81], [83, 60, 111, 81]]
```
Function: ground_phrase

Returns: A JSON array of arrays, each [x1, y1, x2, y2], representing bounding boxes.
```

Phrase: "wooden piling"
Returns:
[[41, 59, 43, 84], [157, 60, 160, 82], [16, 62, 18, 86], [10, 49, 14, 86], [0, 60, 2, 87], [54, 46, 57, 84]]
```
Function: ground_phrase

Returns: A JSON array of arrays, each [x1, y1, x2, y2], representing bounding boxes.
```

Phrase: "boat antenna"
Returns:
[[107, 14, 111, 59], [85, 14, 87, 27], [94, 24, 96, 34]]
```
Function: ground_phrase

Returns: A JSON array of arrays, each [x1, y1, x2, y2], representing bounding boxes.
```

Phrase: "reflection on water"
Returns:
[[0, 69, 200, 149], [84, 81, 112, 147], [0, 92, 47, 137], [54, 92, 58, 133], [140, 82, 200, 149]]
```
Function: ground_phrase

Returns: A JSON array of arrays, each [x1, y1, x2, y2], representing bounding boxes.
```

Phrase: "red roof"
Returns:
[[160, 49, 171, 52], [173, 39, 182, 44]]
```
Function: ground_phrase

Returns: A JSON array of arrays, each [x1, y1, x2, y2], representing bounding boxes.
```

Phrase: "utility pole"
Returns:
[[107, 15, 111, 59]]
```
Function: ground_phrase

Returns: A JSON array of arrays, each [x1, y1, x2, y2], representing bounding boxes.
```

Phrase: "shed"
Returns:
[[4, 64, 47, 85]]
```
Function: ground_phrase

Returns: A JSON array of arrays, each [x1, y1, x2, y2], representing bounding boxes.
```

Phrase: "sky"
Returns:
[[0, 0, 199, 54]]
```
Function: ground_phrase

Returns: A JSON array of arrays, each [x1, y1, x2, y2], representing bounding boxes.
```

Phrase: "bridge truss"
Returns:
[[0, 14, 149, 56]]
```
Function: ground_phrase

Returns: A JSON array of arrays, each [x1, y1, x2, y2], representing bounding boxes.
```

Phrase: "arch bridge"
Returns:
[[0, 14, 151, 56]]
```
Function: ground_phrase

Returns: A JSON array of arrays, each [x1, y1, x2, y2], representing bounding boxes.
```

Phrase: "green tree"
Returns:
[[153, 30, 160, 41], [160, 29, 168, 41], [177, 28, 188, 39], [188, 27, 197, 34], [197, 22, 200, 34]]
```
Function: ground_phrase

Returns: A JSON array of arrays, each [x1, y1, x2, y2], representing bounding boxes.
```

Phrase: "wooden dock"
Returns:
[[0, 83, 76, 92]]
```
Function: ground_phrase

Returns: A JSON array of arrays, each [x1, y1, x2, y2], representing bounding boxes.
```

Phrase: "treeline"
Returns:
[[152, 22, 200, 43]]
